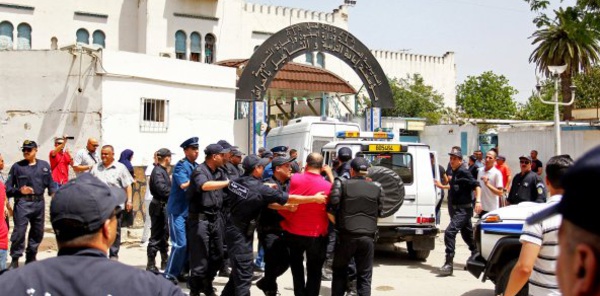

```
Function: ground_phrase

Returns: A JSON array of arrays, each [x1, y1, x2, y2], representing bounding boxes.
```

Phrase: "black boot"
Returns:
[[345, 279, 357, 296], [25, 253, 36, 264], [146, 256, 159, 273], [9, 258, 18, 269], [201, 279, 217, 296], [160, 251, 168, 270], [439, 255, 453, 276]]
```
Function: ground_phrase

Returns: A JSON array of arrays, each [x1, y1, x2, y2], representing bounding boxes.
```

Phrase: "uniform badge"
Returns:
[[43, 167, 49, 172], [537, 187, 543, 195]]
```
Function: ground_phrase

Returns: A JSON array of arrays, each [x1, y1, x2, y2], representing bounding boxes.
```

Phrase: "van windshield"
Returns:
[[364, 153, 413, 184]]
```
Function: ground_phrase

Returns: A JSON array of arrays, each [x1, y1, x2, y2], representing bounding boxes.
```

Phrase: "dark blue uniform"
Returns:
[[148, 163, 171, 268], [5, 159, 57, 263], [0, 247, 184, 295], [256, 177, 291, 294], [507, 171, 547, 204], [445, 166, 479, 259], [222, 175, 288, 296], [187, 163, 226, 295]]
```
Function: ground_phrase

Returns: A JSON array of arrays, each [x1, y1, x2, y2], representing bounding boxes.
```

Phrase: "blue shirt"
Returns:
[[262, 162, 273, 180], [167, 158, 197, 216]]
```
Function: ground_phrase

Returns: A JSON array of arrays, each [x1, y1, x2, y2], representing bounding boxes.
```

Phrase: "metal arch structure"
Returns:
[[237, 22, 393, 109]]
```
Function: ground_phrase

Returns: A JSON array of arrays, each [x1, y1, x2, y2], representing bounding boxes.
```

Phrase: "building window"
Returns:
[[305, 52, 313, 65], [76, 28, 89, 44], [50, 37, 58, 50], [190, 32, 201, 62], [92, 30, 105, 48], [140, 98, 169, 133], [16, 23, 31, 50], [0, 21, 14, 50], [316, 52, 325, 68], [205, 34, 215, 63], [175, 30, 186, 60]]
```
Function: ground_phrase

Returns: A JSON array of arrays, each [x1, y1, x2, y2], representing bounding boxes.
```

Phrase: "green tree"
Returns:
[[516, 93, 556, 121], [573, 65, 600, 109], [528, 5, 600, 120], [381, 74, 445, 124], [456, 71, 518, 119]]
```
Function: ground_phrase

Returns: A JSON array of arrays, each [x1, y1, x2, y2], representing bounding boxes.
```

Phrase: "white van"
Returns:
[[321, 132, 441, 260], [266, 117, 360, 163]]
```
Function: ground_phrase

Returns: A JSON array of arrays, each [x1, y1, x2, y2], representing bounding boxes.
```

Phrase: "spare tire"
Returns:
[[367, 166, 405, 218]]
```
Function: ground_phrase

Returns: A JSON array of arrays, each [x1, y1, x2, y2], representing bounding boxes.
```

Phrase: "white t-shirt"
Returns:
[[144, 164, 155, 201], [477, 166, 503, 212], [520, 195, 562, 296]]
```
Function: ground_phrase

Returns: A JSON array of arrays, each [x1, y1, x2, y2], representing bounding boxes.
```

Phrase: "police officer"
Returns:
[[187, 143, 230, 296], [164, 137, 199, 284], [335, 147, 353, 179], [261, 150, 275, 180], [329, 157, 384, 296], [0, 173, 184, 295], [256, 156, 299, 296], [507, 155, 547, 205], [5, 140, 57, 268], [230, 148, 245, 175], [216, 140, 240, 277], [435, 147, 480, 276], [147, 148, 172, 272], [221, 155, 327, 296]]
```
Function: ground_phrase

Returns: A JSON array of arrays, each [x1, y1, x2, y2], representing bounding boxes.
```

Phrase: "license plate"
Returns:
[[368, 144, 401, 152], [415, 229, 424, 235]]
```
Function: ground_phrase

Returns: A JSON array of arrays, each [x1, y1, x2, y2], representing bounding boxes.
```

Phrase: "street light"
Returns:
[[536, 65, 576, 155]]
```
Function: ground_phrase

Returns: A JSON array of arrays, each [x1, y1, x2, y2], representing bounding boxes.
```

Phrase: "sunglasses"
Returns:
[[520, 160, 530, 164], [22, 148, 33, 153], [92, 144, 99, 147]]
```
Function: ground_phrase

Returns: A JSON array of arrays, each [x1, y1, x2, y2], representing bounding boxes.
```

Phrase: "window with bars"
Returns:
[[140, 98, 169, 132]]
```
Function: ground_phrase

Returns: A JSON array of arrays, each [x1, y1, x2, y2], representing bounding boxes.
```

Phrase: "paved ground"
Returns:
[[28, 203, 495, 296]]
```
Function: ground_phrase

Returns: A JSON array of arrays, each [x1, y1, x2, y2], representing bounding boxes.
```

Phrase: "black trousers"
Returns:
[[147, 200, 169, 258], [331, 235, 375, 296], [10, 199, 44, 259], [285, 232, 328, 296], [222, 223, 254, 296], [109, 213, 122, 258], [186, 213, 224, 292], [258, 230, 290, 292], [444, 206, 476, 258]]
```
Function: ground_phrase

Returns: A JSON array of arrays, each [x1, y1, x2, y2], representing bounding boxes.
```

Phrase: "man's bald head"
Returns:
[[87, 138, 99, 153], [305, 153, 323, 169]]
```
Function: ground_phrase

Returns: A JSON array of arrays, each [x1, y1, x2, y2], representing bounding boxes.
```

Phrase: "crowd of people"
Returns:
[[1, 136, 600, 296]]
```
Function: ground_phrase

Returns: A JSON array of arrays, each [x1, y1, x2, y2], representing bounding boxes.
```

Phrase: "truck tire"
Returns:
[[407, 241, 430, 261], [495, 258, 528, 296]]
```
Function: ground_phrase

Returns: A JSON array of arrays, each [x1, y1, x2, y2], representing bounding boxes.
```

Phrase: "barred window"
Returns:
[[140, 98, 169, 133]]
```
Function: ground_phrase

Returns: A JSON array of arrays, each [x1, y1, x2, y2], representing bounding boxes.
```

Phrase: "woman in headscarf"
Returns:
[[119, 149, 135, 178]]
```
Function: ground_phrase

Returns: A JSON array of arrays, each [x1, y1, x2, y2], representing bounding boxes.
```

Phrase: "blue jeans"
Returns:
[[164, 214, 187, 278], [0, 249, 7, 271]]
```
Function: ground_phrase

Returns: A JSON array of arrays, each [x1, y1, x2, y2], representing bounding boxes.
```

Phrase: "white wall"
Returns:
[[99, 50, 237, 166], [421, 124, 480, 165], [0, 50, 102, 167]]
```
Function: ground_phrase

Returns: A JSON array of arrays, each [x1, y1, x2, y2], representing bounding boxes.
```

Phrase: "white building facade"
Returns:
[[0, 0, 456, 107]]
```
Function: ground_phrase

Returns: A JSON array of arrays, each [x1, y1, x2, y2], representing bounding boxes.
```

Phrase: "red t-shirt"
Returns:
[[279, 171, 331, 237], [0, 181, 7, 250], [496, 163, 511, 190], [49, 150, 72, 185]]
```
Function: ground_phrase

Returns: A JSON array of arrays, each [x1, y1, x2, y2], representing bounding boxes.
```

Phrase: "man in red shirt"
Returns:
[[49, 137, 72, 186], [279, 152, 333, 296], [495, 155, 512, 193]]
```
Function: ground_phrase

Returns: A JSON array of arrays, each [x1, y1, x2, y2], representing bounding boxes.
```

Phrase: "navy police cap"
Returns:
[[180, 137, 199, 149]]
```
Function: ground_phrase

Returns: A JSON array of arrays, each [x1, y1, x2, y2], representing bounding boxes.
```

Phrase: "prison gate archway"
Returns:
[[237, 22, 393, 153]]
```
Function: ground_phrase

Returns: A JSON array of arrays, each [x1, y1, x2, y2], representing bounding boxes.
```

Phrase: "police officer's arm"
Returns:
[[533, 176, 547, 203], [173, 162, 191, 190], [328, 178, 343, 206], [192, 167, 229, 191], [152, 169, 171, 198], [201, 180, 230, 191], [5, 165, 23, 197], [322, 165, 335, 183]]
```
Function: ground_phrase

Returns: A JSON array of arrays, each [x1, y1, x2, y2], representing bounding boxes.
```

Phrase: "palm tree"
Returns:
[[529, 7, 600, 120]]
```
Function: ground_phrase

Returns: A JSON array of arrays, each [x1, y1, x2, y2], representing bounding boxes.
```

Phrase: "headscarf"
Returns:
[[118, 149, 135, 178]]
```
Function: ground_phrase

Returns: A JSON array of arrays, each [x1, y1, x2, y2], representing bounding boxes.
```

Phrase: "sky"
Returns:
[[250, 0, 575, 103]]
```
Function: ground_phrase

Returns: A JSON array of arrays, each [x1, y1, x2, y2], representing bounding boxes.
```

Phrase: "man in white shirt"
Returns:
[[475, 151, 503, 217], [73, 138, 100, 176], [504, 154, 573, 296]]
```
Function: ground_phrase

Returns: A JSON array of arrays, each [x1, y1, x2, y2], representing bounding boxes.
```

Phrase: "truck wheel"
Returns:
[[495, 258, 528, 296], [407, 241, 430, 261]]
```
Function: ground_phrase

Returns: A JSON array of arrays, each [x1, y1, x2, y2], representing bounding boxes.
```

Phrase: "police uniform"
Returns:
[[256, 157, 295, 295], [186, 144, 229, 296], [329, 158, 384, 296], [218, 140, 241, 276], [222, 155, 289, 296], [147, 148, 173, 272], [5, 140, 57, 265], [164, 137, 199, 281], [441, 150, 479, 276], [508, 156, 547, 204], [262, 151, 274, 180], [0, 173, 184, 296]]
